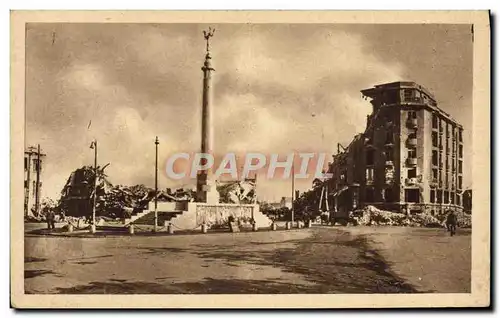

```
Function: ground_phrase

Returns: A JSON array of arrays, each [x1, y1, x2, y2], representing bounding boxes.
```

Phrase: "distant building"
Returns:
[[326, 81, 465, 216], [24, 145, 46, 217]]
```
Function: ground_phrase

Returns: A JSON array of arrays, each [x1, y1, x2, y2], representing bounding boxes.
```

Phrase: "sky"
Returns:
[[25, 23, 473, 202]]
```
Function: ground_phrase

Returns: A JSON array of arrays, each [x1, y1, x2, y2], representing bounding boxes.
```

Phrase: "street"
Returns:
[[24, 226, 471, 294]]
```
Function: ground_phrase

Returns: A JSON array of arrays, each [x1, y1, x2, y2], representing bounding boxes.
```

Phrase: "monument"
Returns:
[[163, 28, 271, 230], [196, 27, 220, 204]]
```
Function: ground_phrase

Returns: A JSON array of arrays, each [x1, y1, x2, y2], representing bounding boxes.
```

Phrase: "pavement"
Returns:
[[24, 226, 471, 294]]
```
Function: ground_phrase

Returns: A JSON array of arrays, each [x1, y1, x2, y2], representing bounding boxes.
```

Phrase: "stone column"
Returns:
[[197, 30, 219, 204]]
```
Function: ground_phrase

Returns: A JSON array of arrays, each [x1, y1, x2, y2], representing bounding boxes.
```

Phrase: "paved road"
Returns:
[[24, 226, 470, 294]]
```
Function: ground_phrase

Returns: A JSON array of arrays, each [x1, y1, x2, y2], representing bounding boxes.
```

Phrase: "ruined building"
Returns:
[[24, 145, 46, 217], [327, 82, 465, 216]]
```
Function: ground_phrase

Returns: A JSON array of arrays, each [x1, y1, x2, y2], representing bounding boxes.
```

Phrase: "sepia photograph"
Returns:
[[10, 11, 490, 308]]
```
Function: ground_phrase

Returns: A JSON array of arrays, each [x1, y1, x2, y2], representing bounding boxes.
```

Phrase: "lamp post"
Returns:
[[90, 139, 97, 233], [291, 158, 295, 227], [154, 136, 159, 232]]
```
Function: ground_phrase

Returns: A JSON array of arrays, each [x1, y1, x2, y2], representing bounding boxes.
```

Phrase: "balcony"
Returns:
[[404, 97, 424, 104], [405, 178, 418, 186], [407, 137, 417, 148], [431, 178, 438, 185], [385, 160, 394, 167], [406, 118, 418, 128], [406, 157, 417, 166]]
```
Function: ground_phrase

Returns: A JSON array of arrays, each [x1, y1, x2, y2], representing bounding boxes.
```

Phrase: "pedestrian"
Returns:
[[445, 209, 458, 236], [46, 210, 56, 230]]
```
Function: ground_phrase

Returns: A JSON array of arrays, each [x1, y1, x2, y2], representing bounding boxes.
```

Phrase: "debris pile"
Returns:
[[456, 212, 472, 228], [351, 205, 454, 228], [351, 206, 409, 226], [57, 166, 196, 219]]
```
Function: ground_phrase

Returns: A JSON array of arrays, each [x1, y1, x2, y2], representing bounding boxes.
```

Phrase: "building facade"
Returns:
[[327, 82, 465, 216], [24, 145, 46, 217]]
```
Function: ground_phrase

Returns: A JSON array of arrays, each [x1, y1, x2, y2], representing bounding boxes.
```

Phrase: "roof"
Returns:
[[361, 81, 463, 129]]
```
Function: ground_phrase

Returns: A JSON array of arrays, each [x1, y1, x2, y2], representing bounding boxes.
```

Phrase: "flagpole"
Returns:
[[291, 158, 295, 226]]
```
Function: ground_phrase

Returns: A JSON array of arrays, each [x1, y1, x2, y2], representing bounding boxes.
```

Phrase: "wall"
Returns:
[[170, 202, 272, 230]]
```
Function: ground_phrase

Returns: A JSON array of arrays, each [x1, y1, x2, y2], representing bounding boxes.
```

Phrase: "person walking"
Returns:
[[446, 209, 458, 236], [46, 210, 56, 230]]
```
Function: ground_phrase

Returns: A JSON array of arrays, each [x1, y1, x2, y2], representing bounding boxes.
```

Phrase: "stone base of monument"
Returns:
[[170, 202, 273, 231]]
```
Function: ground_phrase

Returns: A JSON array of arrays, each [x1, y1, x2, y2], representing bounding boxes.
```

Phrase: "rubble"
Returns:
[[350, 205, 470, 228]]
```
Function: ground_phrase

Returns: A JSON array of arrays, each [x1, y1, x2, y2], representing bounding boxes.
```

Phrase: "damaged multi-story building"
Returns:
[[326, 81, 465, 216]]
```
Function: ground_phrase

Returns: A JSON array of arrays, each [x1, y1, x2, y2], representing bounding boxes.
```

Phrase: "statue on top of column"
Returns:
[[203, 27, 215, 53]]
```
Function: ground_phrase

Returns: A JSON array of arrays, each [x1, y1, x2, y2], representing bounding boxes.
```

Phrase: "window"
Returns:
[[24, 157, 28, 170], [408, 131, 417, 139], [444, 191, 449, 203], [437, 190, 443, 203], [385, 149, 393, 161], [430, 190, 436, 203], [385, 131, 393, 144], [458, 176, 463, 189], [459, 129, 463, 142], [408, 168, 417, 178], [457, 194, 461, 206], [365, 187, 375, 202], [432, 150, 438, 166], [408, 110, 417, 119], [432, 168, 438, 180], [384, 188, 395, 203], [459, 160, 463, 173], [404, 89, 414, 102], [405, 189, 420, 203], [408, 149, 417, 159], [432, 131, 438, 147], [451, 192, 455, 204], [366, 149, 375, 165], [459, 145, 463, 158], [366, 168, 374, 182], [432, 113, 438, 129]]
